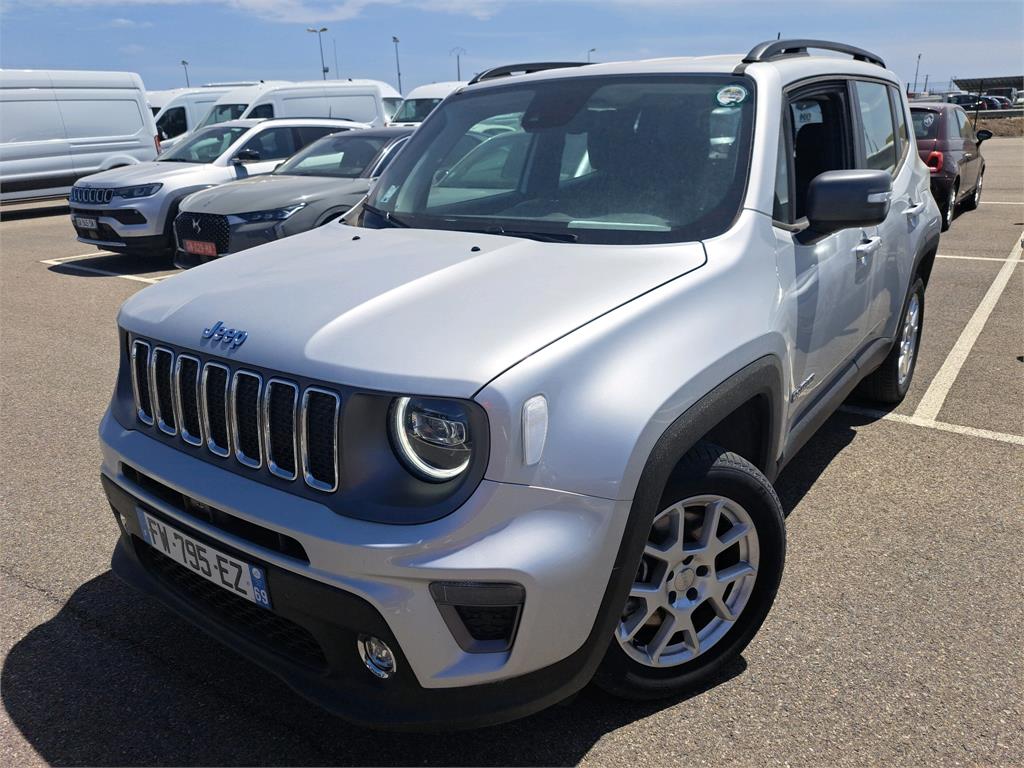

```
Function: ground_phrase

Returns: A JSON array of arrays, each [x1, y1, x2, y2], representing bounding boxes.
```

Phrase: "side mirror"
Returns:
[[976, 129, 993, 143], [804, 169, 892, 237], [232, 148, 261, 164]]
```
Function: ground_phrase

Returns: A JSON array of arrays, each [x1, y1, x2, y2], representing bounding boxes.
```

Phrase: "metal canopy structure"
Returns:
[[953, 75, 1023, 92]]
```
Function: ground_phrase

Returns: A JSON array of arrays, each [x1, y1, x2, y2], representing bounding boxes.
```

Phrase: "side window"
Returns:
[[955, 109, 974, 140], [787, 87, 851, 219], [294, 126, 338, 147], [248, 103, 274, 119], [156, 106, 187, 140], [889, 87, 909, 165], [773, 126, 791, 223], [240, 126, 297, 161], [852, 81, 896, 174]]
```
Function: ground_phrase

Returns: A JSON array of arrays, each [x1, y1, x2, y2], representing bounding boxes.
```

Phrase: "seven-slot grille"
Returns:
[[130, 339, 340, 492], [70, 186, 115, 205]]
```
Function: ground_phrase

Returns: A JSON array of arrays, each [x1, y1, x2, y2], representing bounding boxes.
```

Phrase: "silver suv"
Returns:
[[69, 118, 366, 257], [100, 40, 941, 729]]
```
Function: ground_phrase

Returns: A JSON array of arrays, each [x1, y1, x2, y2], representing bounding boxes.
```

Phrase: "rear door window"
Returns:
[[852, 81, 896, 174], [239, 126, 297, 161]]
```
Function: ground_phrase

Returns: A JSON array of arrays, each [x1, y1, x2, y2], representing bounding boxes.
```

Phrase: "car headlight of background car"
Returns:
[[390, 396, 474, 481], [232, 203, 306, 223], [113, 183, 163, 199]]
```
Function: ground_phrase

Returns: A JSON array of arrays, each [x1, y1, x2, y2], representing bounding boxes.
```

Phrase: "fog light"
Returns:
[[357, 634, 397, 679]]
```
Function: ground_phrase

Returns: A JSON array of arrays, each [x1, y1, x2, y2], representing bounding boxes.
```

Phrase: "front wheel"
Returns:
[[594, 443, 785, 700]]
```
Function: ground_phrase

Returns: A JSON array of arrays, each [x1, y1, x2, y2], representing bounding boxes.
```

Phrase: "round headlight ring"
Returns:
[[390, 396, 472, 482]]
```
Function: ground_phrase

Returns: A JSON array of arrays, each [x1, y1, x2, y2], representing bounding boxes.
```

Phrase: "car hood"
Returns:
[[118, 226, 706, 397], [180, 174, 368, 214], [79, 161, 210, 187]]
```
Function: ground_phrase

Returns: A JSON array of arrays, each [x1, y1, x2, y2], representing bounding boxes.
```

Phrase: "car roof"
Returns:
[[462, 52, 899, 91]]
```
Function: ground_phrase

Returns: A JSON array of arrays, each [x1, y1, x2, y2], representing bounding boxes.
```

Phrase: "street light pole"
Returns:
[[392, 36, 402, 92], [450, 46, 466, 80], [587, 47, 596, 62], [307, 27, 329, 80], [912, 52, 921, 94], [180, 60, 190, 87]]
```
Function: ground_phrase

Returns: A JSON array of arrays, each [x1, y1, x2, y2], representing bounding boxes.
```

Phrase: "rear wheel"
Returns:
[[940, 179, 958, 231], [857, 275, 925, 404], [594, 443, 785, 700], [964, 168, 983, 211]]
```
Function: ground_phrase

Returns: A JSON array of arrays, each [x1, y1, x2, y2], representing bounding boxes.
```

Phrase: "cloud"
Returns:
[[109, 17, 153, 27]]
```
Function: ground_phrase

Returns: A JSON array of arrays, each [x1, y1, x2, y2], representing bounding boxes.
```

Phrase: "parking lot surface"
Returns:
[[1, 139, 1022, 767]]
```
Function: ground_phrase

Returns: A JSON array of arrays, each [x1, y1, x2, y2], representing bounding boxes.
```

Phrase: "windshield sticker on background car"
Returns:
[[379, 184, 399, 203], [716, 85, 748, 106]]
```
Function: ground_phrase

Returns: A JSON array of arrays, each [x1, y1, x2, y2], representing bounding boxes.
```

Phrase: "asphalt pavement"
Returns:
[[1, 139, 1022, 767]]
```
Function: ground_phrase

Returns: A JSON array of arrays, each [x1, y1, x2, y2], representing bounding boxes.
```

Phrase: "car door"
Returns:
[[954, 108, 980, 193], [773, 82, 875, 415], [851, 80, 915, 339]]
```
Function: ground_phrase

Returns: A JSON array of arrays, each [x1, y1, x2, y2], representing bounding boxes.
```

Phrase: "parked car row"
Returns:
[[944, 92, 1015, 110]]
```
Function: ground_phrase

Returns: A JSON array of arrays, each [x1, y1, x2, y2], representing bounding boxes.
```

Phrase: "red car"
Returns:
[[910, 103, 992, 230]]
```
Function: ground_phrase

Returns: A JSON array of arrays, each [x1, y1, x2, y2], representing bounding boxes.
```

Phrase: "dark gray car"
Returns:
[[173, 127, 412, 268]]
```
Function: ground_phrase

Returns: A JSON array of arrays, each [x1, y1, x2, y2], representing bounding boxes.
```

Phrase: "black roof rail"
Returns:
[[468, 62, 590, 86], [742, 39, 886, 68]]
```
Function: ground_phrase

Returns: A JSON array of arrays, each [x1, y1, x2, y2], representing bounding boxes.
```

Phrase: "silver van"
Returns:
[[153, 87, 237, 149], [238, 80, 403, 127], [0, 69, 158, 203]]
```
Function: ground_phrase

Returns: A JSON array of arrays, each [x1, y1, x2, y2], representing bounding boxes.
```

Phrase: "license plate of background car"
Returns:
[[136, 509, 272, 609], [183, 239, 217, 257], [75, 217, 97, 229]]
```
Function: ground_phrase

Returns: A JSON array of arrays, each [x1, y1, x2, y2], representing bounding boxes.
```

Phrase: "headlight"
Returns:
[[113, 183, 162, 199], [233, 203, 306, 223], [390, 396, 473, 481]]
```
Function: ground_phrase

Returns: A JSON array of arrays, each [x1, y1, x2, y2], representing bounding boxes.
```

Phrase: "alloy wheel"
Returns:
[[974, 173, 983, 206], [898, 291, 921, 387], [946, 186, 956, 228], [617, 494, 759, 668]]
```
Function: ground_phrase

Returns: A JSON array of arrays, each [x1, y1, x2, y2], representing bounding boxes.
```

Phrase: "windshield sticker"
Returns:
[[921, 113, 935, 128], [379, 185, 399, 203], [716, 85, 748, 107]]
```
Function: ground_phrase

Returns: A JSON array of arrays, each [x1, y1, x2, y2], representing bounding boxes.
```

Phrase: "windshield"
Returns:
[[393, 98, 443, 123], [910, 109, 940, 140], [160, 125, 247, 163], [276, 133, 389, 177], [365, 75, 755, 244], [198, 103, 247, 129]]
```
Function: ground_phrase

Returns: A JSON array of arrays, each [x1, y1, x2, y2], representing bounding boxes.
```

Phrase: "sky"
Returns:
[[1, 1, 1022, 94]]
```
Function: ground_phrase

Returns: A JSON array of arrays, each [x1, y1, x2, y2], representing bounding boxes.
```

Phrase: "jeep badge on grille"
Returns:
[[202, 321, 247, 348]]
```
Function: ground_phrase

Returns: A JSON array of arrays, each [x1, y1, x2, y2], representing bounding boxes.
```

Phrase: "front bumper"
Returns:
[[100, 409, 633, 727], [70, 200, 170, 254], [173, 212, 288, 268]]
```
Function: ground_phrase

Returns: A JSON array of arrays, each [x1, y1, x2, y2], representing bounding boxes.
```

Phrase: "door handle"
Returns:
[[904, 200, 927, 216], [854, 236, 882, 263]]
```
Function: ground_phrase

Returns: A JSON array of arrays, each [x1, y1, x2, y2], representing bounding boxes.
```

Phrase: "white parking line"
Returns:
[[914, 229, 1023, 421], [45, 251, 115, 263], [39, 257, 165, 284], [936, 253, 1023, 262], [839, 405, 1024, 447]]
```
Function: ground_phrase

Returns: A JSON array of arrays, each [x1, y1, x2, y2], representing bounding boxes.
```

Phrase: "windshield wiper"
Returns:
[[362, 202, 410, 228], [470, 225, 578, 243]]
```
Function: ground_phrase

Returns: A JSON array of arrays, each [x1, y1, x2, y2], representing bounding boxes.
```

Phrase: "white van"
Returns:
[[146, 88, 182, 116], [193, 82, 292, 131], [153, 86, 238, 149], [0, 69, 157, 203], [390, 81, 465, 125], [238, 80, 403, 127]]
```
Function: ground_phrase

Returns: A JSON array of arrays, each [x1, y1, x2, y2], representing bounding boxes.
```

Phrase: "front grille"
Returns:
[[135, 537, 326, 669], [174, 212, 230, 254], [131, 339, 341, 493], [70, 186, 114, 205]]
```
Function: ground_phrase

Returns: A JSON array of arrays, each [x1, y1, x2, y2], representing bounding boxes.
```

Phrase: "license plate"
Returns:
[[183, 239, 217, 257], [136, 510, 271, 609], [75, 216, 97, 229]]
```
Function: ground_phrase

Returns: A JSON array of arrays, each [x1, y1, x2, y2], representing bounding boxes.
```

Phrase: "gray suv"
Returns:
[[99, 40, 941, 729]]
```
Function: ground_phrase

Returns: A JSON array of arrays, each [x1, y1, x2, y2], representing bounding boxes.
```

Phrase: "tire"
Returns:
[[594, 442, 785, 700], [940, 179, 958, 231], [963, 168, 983, 211], [857, 275, 925, 404]]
